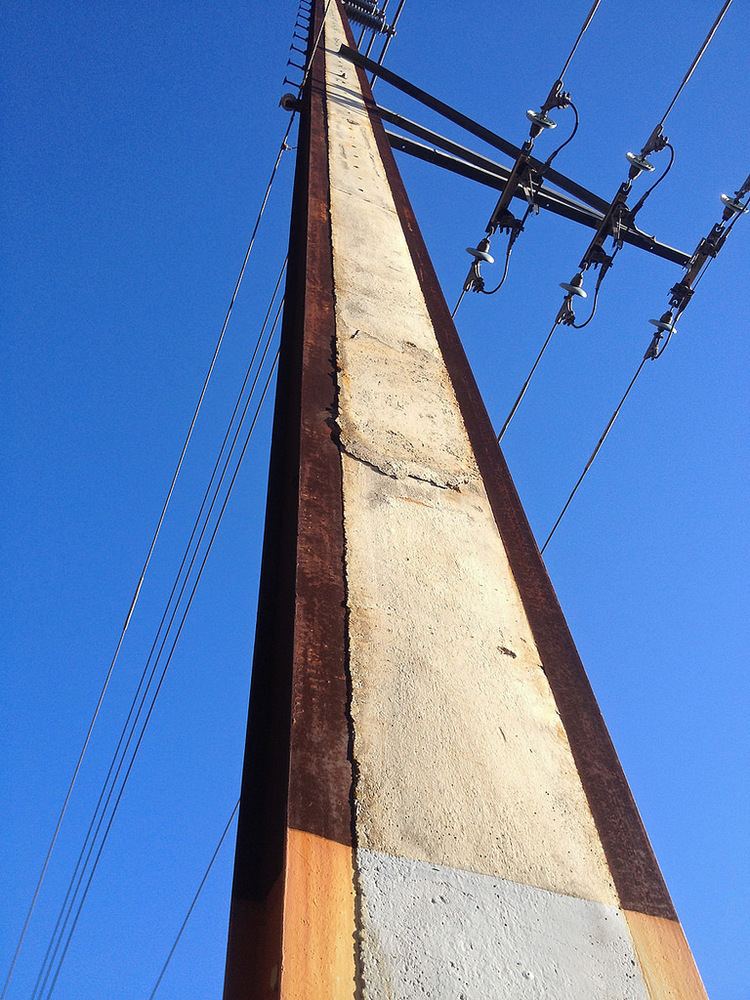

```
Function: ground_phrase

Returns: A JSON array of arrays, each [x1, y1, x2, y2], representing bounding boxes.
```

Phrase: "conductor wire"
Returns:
[[147, 799, 240, 999], [43, 345, 282, 999], [556, 0, 603, 83], [541, 355, 648, 553], [0, 120, 292, 1000], [497, 317, 562, 443], [544, 100, 580, 168], [658, 0, 734, 127], [29, 260, 287, 1000]]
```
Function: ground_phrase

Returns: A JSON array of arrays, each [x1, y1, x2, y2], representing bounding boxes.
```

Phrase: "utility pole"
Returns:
[[223, 2, 707, 996]]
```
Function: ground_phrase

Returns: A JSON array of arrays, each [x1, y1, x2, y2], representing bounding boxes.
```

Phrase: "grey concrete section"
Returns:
[[356, 849, 650, 1000], [324, 3, 618, 905]]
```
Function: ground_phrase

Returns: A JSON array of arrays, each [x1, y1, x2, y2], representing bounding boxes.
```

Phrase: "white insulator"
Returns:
[[526, 109, 557, 130], [721, 193, 748, 214], [466, 246, 495, 264], [559, 279, 587, 299], [626, 151, 656, 173]]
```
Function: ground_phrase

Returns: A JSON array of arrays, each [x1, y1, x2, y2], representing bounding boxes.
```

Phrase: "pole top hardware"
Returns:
[[648, 311, 677, 333], [527, 79, 571, 140], [343, 1, 394, 35]]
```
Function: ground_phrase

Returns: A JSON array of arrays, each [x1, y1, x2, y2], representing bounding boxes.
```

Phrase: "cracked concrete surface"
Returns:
[[322, 4, 654, 998], [325, 4, 615, 904]]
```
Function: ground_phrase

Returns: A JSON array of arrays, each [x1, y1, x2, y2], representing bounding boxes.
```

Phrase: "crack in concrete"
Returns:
[[338, 434, 464, 492]]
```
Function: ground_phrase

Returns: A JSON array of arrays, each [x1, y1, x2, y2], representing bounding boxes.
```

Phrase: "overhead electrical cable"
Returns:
[[370, 0, 408, 87], [555, 0, 602, 83], [657, 0, 734, 128], [0, 115, 294, 1000], [497, 317, 560, 443], [147, 799, 240, 999], [32, 297, 284, 1000], [540, 355, 647, 554], [540, 182, 749, 552], [494, 0, 735, 444], [544, 100, 580, 168], [42, 343, 283, 1000], [29, 262, 287, 1000], [6, 5, 336, 989]]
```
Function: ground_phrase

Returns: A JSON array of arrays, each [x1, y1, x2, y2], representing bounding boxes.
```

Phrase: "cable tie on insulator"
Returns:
[[463, 260, 486, 294], [547, 80, 572, 110], [557, 298, 576, 326], [643, 330, 663, 360], [463, 238, 493, 294]]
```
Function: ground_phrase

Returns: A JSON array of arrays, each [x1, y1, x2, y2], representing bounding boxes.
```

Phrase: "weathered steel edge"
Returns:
[[338, 1, 677, 921], [223, 1, 352, 992]]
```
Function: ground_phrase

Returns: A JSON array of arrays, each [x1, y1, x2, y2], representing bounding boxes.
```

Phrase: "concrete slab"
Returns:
[[356, 848, 649, 1000]]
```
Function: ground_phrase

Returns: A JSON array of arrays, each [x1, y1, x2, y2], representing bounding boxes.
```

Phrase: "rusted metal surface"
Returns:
[[223, 1, 353, 994], [339, 5, 676, 921]]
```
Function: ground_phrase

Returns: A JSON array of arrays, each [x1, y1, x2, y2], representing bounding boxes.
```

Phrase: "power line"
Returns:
[[658, 0, 734, 128], [5, 3, 336, 987], [540, 354, 647, 553], [370, 0, 408, 88], [32, 299, 284, 999], [497, 317, 560, 444], [455, 4, 603, 314], [147, 800, 240, 1000], [495, 0, 731, 443], [540, 185, 749, 552], [43, 347, 282, 999], [556, 0, 603, 84], [29, 264, 287, 1000], [0, 122, 292, 1000]]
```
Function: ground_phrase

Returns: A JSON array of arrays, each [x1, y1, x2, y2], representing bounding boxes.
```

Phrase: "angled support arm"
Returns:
[[338, 43, 610, 214]]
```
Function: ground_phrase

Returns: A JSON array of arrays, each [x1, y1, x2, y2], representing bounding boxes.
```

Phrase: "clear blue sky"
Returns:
[[1, 1, 748, 997]]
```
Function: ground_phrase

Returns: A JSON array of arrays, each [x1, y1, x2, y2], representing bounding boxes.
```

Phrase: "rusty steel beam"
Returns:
[[222, 1, 353, 994]]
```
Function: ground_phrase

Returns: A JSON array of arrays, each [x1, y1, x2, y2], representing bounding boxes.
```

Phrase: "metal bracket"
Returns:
[[338, 44, 610, 214], [379, 112, 691, 267]]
